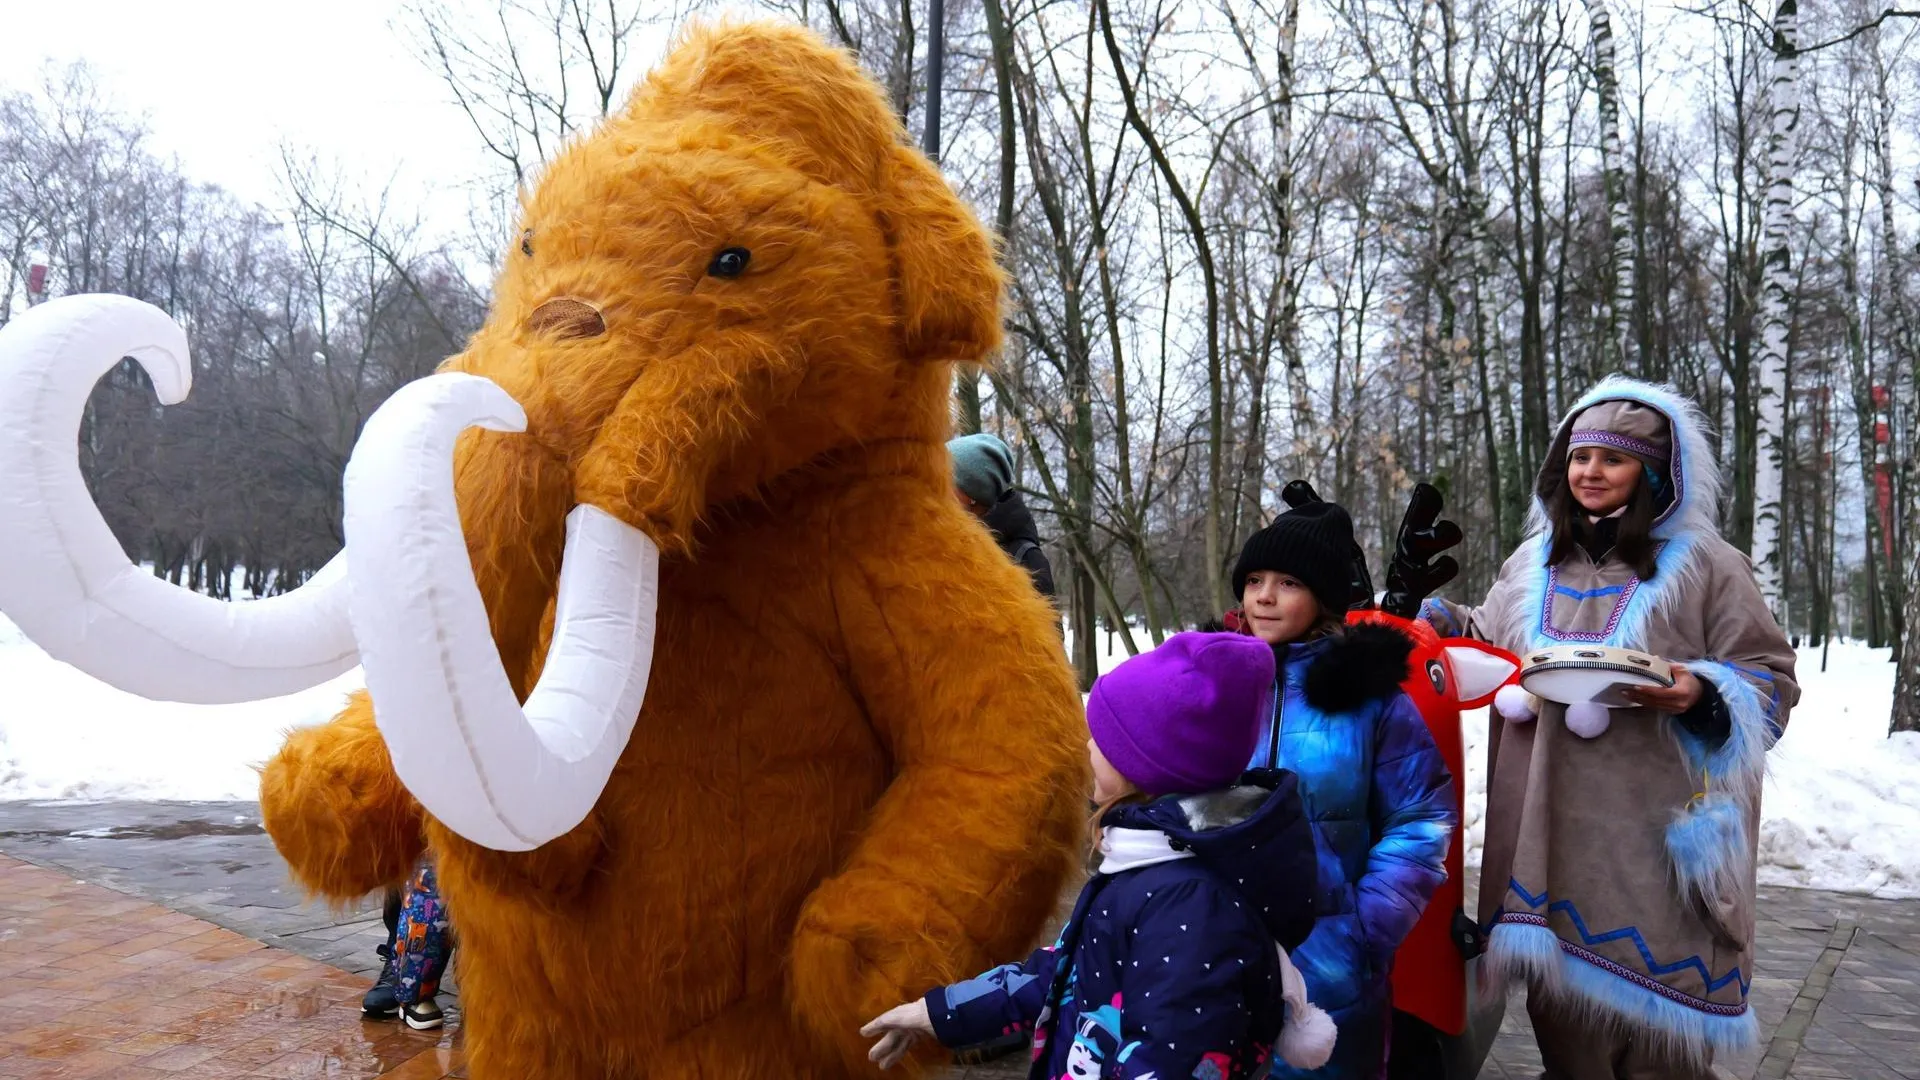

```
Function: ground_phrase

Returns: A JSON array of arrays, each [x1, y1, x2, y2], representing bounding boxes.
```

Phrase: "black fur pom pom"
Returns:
[[1303, 623, 1415, 714]]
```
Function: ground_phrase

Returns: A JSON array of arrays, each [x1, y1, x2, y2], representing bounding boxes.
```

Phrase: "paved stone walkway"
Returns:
[[0, 802, 437, 994], [0, 853, 460, 1079], [3, 800, 1918, 1079]]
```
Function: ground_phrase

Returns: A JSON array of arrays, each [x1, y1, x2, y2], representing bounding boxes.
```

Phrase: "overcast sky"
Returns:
[[0, 0, 512, 221]]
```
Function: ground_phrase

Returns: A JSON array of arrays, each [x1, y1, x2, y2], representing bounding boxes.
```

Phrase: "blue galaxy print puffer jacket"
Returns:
[[1249, 624, 1454, 1079]]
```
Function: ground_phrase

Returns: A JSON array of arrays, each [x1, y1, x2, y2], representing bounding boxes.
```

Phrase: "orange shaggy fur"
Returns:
[[255, 20, 1086, 1078]]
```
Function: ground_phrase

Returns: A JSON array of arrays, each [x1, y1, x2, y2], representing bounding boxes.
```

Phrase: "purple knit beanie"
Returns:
[[1086, 631, 1275, 795]]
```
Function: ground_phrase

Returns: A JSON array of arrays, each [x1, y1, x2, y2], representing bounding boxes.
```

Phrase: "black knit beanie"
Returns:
[[1231, 502, 1356, 613]]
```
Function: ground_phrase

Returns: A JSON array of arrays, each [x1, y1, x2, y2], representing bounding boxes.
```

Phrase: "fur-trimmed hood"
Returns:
[[1295, 622, 1416, 716], [1530, 375, 1724, 544]]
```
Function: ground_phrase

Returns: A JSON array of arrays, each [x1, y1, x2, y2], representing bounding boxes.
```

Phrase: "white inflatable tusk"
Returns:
[[0, 294, 358, 703], [342, 372, 659, 851]]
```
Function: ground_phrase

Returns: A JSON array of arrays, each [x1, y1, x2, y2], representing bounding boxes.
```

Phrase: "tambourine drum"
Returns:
[[1520, 645, 1673, 707]]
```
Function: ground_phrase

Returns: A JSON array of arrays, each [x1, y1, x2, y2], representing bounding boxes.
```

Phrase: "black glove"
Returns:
[[1281, 480, 1375, 610], [1380, 483, 1462, 619], [1451, 908, 1487, 959]]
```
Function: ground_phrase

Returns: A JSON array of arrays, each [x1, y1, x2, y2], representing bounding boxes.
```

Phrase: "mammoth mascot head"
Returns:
[[482, 18, 1005, 556]]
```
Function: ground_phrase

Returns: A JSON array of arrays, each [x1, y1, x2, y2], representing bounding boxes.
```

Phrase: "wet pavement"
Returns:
[[0, 802, 425, 992], [0, 853, 460, 1079], [3, 800, 1917, 1079]]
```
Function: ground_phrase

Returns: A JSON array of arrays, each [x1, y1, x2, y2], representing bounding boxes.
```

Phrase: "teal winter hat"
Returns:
[[947, 432, 1015, 506]]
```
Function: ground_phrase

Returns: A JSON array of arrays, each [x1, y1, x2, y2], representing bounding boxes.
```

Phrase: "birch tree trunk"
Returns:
[[1840, 195, 1894, 647], [1585, 0, 1634, 372], [1893, 549, 1920, 733], [1831, 75, 1896, 648], [1750, 0, 1800, 622], [1274, 0, 1308, 459]]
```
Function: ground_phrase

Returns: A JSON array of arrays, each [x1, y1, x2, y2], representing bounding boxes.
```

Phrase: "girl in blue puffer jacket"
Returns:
[[1228, 500, 1456, 1079], [861, 632, 1338, 1079]]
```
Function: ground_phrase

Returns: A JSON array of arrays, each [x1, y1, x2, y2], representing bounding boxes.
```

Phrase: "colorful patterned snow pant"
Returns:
[[389, 863, 453, 1004]]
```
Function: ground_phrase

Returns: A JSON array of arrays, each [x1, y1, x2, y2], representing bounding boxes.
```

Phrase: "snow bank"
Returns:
[[5, 611, 1917, 898], [1754, 645, 1920, 898], [0, 613, 362, 802]]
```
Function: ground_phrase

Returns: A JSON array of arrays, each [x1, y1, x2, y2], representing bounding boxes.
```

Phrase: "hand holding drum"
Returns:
[[1516, 647, 1704, 739]]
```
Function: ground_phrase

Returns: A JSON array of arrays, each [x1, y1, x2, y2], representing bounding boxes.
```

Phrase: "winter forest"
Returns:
[[3, 0, 1918, 720]]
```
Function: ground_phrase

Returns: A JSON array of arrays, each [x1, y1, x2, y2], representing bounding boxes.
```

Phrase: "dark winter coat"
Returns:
[[925, 777, 1318, 1080], [1249, 625, 1455, 1080], [983, 491, 1056, 599]]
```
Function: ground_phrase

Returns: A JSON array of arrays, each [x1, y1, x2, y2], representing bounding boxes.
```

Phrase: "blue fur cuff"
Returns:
[[1674, 658, 1773, 797]]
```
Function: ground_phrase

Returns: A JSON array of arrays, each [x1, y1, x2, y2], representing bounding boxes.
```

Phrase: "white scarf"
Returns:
[[1096, 827, 1195, 875]]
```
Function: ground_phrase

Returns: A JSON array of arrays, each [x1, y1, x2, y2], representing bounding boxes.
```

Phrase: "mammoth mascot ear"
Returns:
[[878, 145, 1006, 364]]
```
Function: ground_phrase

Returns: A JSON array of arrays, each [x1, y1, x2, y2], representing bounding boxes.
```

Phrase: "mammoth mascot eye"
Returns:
[[521, 229, 534, 257], [708, 247, 752, 278], [1426, 658, 1448, 697]]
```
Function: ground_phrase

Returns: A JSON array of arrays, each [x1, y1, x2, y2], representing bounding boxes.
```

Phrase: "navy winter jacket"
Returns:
[[1250, 625, 1455, 1079], [925, 777, 1318, 1080]]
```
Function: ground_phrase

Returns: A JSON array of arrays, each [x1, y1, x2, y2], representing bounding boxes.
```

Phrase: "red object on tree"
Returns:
[[26, 261, 48, 300], [1350, 609, 1519, 1037]]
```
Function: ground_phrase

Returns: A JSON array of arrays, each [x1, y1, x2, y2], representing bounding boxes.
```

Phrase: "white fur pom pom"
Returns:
[[1494, 683, 1538, 723], [1565, 701, 1613, 739], [1274, 944, 1337, 1069], [1278, 999, 1338, 1069]]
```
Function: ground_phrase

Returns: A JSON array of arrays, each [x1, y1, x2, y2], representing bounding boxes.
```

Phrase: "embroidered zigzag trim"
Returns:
[[1420, 598, 1461, 637], [1496, 913, 1749, 1015], [1504, 879, 1749, 1004], [1486, 921, 1759, 1065]]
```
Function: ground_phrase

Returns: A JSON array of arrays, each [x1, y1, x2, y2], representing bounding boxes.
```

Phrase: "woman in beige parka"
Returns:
[[1423, 376, 1799, 1080]]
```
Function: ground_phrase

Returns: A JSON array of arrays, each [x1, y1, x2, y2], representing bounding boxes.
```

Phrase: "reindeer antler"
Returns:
[[1381, 483, 1463, 619]]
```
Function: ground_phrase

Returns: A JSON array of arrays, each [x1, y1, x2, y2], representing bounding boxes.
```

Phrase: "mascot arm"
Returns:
[[259, 688, 427, 899], [789, 488, 1086, 1071]]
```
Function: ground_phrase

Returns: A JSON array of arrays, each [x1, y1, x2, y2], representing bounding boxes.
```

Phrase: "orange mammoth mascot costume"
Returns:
[[252, 23, 1085, 1078]]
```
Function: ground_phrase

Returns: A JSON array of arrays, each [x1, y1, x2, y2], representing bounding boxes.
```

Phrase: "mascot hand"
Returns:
[[861, 1000, 935, 1070], [790, 867, 969, 1071], [258, 689, 426, 898], [1382, 483, 1463, 618]]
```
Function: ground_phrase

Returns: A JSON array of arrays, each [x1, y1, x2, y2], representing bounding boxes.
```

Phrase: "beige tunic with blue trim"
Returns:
[[1427, 377, 1799, 1063]]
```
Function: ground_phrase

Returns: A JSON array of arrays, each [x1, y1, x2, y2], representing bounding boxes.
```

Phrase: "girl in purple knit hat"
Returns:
[[861, 632, 1335, 1078]]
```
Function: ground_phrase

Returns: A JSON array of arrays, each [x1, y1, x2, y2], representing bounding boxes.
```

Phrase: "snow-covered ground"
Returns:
[[0, 614, 363, 802], [1750, 645, 1920, 897], [5, 614, 1918, 898]]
